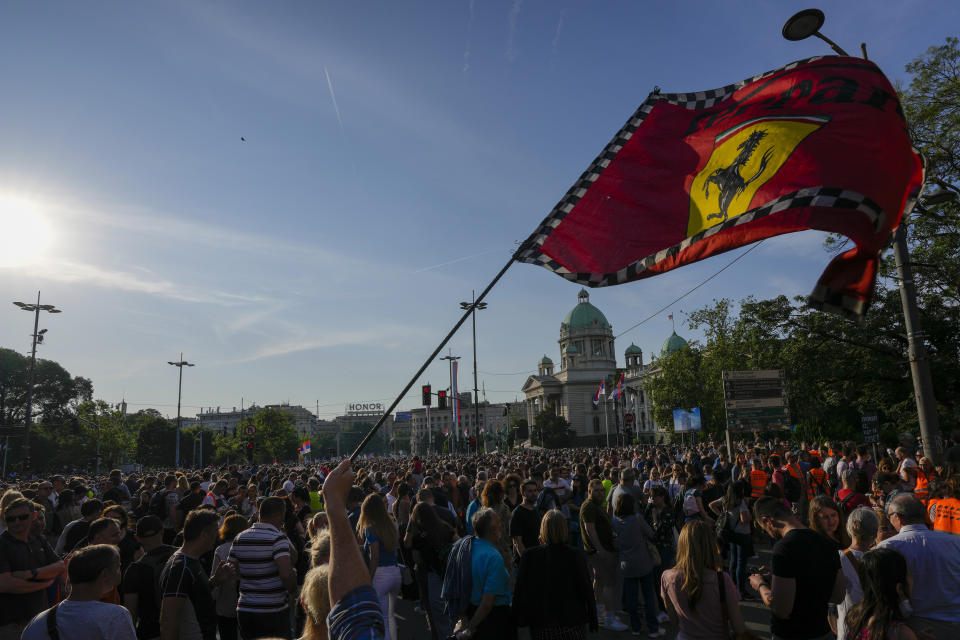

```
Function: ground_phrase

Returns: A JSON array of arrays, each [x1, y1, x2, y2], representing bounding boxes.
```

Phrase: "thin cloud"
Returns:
[[323, 66, 345, 131], [506, 0, 523, 62], [17, 259, 266, 306], [412, 247, 505, 273], [463, 0, 475, 72], [552, 10, 565, 54], [232, 323, 431, 363]]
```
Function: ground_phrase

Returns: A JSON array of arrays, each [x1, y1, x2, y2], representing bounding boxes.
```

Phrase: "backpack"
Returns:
[[138, 545, 176, 610], [148, 490, 171, 520], [671, 489, 686, 531], [807, 471, 828, 497], [783, 472, 802, 503], [838, 491, 858, 516], [535, 486, 558, 518], [715, 510, 736, 546]]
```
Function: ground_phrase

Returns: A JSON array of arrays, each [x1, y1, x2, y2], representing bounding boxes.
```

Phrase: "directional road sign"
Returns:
[[723, 369, 789, 431]]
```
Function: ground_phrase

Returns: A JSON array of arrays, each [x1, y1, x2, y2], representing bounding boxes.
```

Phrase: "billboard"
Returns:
[[345, 402, 385, 416], [672, 407, 702, 433], [394, 411, 412, 423]]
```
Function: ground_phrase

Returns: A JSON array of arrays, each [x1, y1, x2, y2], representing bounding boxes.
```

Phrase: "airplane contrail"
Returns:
[[323, 66, 345, 130], [413, 248, 504, 273]]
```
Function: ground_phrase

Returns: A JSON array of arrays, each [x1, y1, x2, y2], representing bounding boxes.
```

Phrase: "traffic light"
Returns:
[[245, 441, 254, 463], [438, 390, 447, 410], [422, 384, 432, 406]]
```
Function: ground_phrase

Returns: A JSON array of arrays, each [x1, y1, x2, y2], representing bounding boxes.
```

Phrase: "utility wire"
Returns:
[[615, 240, 764, 339]]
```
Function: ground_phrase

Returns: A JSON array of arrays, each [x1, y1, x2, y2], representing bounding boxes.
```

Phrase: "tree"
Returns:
[[533, 407, 574, 448], [249, 407, 299, 463]]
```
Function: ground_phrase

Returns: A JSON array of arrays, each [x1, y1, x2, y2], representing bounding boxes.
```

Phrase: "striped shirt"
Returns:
[[229, 522, 292, 613]]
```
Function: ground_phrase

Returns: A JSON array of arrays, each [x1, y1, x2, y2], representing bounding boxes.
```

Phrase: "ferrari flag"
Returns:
[[518, 56, 924, 319]]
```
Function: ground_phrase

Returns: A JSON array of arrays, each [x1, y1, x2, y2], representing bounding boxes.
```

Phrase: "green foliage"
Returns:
[[533, 407, 574, 448]]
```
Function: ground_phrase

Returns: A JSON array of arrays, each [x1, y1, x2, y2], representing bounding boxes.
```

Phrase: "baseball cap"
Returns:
[[136, 515, 163, 538]]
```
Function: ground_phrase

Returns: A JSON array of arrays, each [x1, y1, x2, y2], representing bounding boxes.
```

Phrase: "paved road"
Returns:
[[394, 547, 774, 640]]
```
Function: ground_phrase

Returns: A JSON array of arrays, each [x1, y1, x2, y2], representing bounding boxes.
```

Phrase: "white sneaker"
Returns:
[[604, 615, 629, 632], [648, 628, 667, 638], [657, 612, 669, 624]]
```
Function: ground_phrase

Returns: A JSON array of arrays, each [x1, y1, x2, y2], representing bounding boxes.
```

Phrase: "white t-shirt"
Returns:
[[898, 458, 918, 490], [836, 549, 865, 640], [282, 480, 295, 493], [22, 600, 136, 640]]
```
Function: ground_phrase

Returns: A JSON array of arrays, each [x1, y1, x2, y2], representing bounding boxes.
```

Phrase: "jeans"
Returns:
[[623, 573, 659, 634], [654, 544, 676, 609], [372, 564, 402, 640], [237, 609, 291, 640], [728, 535, 749, 593], [424, 571, 454, 640], [587, 551, 621, 611], [217, 615, 238, 640]]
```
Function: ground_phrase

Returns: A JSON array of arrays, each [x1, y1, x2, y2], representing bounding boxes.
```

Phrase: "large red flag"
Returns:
[[518, 56, 924, 320]]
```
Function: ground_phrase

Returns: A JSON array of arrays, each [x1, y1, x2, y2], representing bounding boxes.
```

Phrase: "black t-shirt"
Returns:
[[770, 528, 840, 639], [509, 505, 541, 555], [432, 504, 457, 531], [159, 550, 217, 640], [0, 531, 59, 624], [103, 486, 127, 504], [122, 544, 175, 640]]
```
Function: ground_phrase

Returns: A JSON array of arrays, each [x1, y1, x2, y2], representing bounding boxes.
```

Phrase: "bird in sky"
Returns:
[[240, 137, 246, 142]]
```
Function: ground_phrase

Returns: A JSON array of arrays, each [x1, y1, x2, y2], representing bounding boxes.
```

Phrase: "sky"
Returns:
[[0, 1, 956, 422]]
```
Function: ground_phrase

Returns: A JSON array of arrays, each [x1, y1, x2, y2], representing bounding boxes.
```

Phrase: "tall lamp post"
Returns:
[[459, 292, 487, 455], [439, 353, 461, 451], [781, 8, 946, 463], [168, 354, 194, 468], [13, 292, 61, 471]]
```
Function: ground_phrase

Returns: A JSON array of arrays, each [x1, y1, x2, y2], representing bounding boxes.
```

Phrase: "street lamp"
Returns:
[[780, 8, 945, 464], [13, 292, 61, 471], [168, 354, 194, 468], [439, 353, 461, 451], [459, 291, 488, 455]]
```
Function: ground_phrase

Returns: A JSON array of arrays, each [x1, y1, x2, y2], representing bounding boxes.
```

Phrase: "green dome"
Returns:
[[562, 289, 610, 330], [661, 331, 688, 355], [625, 343, 643, 355], [539, 355, 553, 365]]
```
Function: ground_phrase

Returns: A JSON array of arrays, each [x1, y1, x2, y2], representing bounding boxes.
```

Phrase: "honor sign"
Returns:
[[346, 402, 385, 416]]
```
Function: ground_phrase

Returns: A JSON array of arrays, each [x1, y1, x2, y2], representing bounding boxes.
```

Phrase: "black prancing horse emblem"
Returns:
[[703, 130, 774, 223]]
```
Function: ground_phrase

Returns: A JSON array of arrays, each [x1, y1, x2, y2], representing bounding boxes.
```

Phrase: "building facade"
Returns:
[[521, 290, 687, 445], [408, 396, 510, 455]]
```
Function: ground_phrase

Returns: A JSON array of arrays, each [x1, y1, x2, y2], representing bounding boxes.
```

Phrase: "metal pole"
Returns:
[[96, 422, 102, 474], [175, 354, 183, 468], [893, 226, 944, 464], [604, 395, 610, 448], [471, 292, 480, 456], [23, 292, 41, 471], [349, 249, 519, 461], [2, 436, 9, 479]]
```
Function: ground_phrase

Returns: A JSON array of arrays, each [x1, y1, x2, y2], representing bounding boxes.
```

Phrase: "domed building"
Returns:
[[521, 290, 669, 444]]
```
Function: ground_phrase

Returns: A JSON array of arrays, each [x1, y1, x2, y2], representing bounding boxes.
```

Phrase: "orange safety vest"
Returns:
[[913, 470, 932, 501], [806, 468, 828, 500], [750, 470, 768, 499], [808, 450, 822, 462], [932, 497, 960, 535]]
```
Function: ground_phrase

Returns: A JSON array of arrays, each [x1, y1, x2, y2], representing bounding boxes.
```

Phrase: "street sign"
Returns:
[[243, 424, 257, 437], [624, 413, 635, 425], [861, 411, 879, 444], [723, 369, 788, 431]]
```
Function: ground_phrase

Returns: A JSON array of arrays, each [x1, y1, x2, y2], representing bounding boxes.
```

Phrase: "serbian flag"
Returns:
[[518, 56, 924, 320], [593, 378, 605, 405], [611, 373, 625, 399], [303, 440, 311, 453]]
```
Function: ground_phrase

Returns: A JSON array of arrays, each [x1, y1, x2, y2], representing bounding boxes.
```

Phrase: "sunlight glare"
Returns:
[[0, 193, 54, 268]]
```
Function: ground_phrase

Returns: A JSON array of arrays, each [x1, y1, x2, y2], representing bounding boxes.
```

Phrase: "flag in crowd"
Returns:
[[593, 378, 605, 405], [517, 56, 923, 320]]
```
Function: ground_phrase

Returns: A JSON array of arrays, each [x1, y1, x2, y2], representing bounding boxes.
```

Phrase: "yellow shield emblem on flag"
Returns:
[[688, 116, 829, 237]]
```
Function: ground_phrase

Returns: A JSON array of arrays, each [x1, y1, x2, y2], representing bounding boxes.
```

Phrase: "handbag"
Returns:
[[646, 540, 661, 567], [717, 569, 760, 640]]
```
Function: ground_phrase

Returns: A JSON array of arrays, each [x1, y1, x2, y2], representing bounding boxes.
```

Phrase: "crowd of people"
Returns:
[[0, 434, 959, 640]]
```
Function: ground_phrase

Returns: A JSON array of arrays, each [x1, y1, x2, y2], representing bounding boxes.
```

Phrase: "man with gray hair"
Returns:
[[879, 494, 960, 640], [836, 469, 869, 514], [605, 467, 644, 516]]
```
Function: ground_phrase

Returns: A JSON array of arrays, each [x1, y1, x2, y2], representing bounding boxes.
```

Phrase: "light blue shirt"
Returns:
[[470, 537, 511, 607], [878, 524, 960, 622]]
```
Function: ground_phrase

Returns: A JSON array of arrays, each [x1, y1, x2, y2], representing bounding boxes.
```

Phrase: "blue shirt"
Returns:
[[363, 529, 398, 567], [327, 585, 385, 640], [465, 499, 481, 535], [470, 538, 511, 607], [878, 524, 960, 622]]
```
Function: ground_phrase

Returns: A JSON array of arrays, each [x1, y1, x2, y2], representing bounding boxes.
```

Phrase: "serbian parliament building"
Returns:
[[522, 289, 688, 445]]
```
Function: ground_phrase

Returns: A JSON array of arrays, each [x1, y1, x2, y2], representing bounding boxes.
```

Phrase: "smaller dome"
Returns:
[[565, 344, 578, 353], [625, 343, 643, 355], [661, 331, 689, 355], [539, 355, 553, 365]]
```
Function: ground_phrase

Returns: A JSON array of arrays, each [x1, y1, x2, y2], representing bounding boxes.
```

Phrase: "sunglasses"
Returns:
[[5, 513, 31, 524]]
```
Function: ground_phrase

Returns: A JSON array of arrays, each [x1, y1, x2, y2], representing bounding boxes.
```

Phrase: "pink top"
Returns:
[[661, 568, 739, 640]]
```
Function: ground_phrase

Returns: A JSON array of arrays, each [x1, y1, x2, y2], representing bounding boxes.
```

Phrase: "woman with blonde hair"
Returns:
[[0, 490, 24, 534], [298, 565, 331, 640], [357, 493, 401, 640], [809, 495, 852, 549], [661, 520, 747, 640], [515, 510, 597, 639]]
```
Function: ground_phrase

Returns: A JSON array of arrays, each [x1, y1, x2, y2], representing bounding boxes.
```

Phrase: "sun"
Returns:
[[0, 193, 54, 268]]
